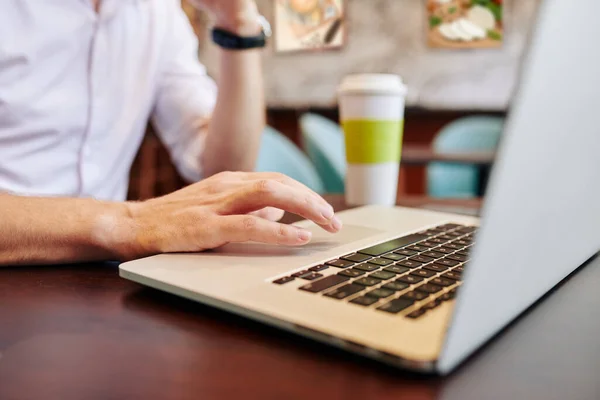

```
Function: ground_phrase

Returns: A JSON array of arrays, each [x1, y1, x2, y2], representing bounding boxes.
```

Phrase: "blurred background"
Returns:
[[128, 0, 541, 210]]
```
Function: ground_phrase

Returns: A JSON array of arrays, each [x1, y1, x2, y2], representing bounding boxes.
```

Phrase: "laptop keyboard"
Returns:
[[272, 223, 477, 319]]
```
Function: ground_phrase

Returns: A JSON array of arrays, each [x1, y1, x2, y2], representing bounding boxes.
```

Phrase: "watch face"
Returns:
[[258, 15, 272, 38]]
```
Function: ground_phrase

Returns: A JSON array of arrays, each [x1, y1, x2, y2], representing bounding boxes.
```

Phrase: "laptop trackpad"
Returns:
[[213, 224, 384, 257]]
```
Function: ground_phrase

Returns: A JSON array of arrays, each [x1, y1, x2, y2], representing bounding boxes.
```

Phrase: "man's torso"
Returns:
[[0, 0, 178, 200]]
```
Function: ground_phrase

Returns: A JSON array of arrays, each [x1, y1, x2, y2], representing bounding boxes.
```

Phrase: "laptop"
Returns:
[[120, 0, 600, 375]]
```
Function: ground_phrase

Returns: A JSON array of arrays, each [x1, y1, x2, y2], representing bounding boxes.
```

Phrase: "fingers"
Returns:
[[255, 174, 342, 230], [212, 171, 332, 212], [218, 215, 312, 246], [220, 179, 341, 232], [239, 172, 330, 207], [249, 207, 285, 222]]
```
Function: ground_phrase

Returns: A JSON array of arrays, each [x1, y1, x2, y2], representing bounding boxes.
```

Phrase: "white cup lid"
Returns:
[[338, 74, 407, 96]]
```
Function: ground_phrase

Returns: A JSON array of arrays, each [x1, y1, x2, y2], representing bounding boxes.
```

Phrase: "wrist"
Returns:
[[214, 11, 261, 36], [91, 201, 150, 261]]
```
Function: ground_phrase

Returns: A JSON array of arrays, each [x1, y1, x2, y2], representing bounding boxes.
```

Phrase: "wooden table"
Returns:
[[1, 198, 598, 400]]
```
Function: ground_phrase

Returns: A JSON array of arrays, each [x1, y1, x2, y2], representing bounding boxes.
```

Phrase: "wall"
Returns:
[[198, 0, 541, 111]]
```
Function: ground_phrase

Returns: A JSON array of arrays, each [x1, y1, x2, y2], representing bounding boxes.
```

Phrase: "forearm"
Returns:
[[202, 48, 265, 176], [0, 194, 131, 266]]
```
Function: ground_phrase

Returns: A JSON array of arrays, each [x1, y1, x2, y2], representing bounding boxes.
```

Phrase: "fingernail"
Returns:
[[320, 205, 334, 220], [331, 216, 343, 231], [298, 229, 312, 242]]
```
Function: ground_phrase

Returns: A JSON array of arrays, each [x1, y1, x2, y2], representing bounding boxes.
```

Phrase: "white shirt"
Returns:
[[0, 0, 217, 201]]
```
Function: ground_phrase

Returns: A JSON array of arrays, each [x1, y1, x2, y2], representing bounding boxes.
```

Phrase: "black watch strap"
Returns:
[[212, 27, 266, 50]]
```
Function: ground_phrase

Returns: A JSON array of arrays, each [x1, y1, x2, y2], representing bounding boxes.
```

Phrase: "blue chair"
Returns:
[[299, 113, 346, 193], [256, 126, 325, 194], [427, 116, 504, 198]]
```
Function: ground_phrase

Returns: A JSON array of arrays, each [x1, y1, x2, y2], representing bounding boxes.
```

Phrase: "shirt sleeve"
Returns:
[[151, 2, 217, 183]]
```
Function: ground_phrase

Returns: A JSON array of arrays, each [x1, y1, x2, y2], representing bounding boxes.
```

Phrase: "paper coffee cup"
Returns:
[[338, 74, 407, 206]]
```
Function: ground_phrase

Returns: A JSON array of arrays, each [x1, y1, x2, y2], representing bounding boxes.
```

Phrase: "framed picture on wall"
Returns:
[[427, 0, 504, 49], [275, 0, 346, 53]]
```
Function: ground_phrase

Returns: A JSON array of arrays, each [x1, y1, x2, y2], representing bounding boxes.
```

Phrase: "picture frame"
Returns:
[[274, 0, 346, 53], [426, 0, 504, 49]]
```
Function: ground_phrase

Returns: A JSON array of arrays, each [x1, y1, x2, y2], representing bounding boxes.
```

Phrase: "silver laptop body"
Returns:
[[120, 0, 600, 374]]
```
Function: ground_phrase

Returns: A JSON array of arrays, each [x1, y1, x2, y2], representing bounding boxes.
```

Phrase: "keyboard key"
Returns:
[[354, 277, 381, 287], [324, 284, 364, 300], [437, 235, 455, 241], [447, 231, 464, 237], [406, 245, 429, 252], [434, 247, 454, 254], [406, 309, 427, 319], [291, 270, 310, 278], [440, 223, 464, 229], [421, 300, 441, 310], [423, 264, 448, 273], [338, 269, 366, 278], [326, 259, 354, 268], [383, 265, 409, 275], [428, 237, 448, 244], [366, 288, 395, 299], [421, 251, 446, 259], [409, 255, 434, 264], [443, 271, 462, 281], [381, 253, 407, 261], [350, 296, 379, 307], [436, 258, 460, 267], [453, 240, 471, 246], [427, 227, 447, 232], [397, 275, 424, 284], [439, 292, 453, 301], [446, 254, 468, 262], [357, 234, 428, 256], [415, 283, 442, 294], [401, 291, 429, 301], [353, 263, 379, 272], [456, 250, 470, 256], [394, 249, 418, 256], [418, 230, 438, 237], [273, 276, 294, 285], [309, 265, 329, 272], [301, 273, 324, 281], [396, 260, 422, 269], [419, 241, 438, 248], [377, 298, 414, 314], [453, 266, 465, 273], [370, 271, 396, 280], [444, 243, 463, 250], [367, 258, 394, 266], [299, 275, 349, 293], [457, 226, 477, 234], [341, 253, 371, 263], [410, 269, 436, 278], [430, 277, 454, 287], [382, 281, 409, 291]]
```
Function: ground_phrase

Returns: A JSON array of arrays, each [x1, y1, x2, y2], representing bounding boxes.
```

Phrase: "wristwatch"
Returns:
[[211, 15, 272, 50]]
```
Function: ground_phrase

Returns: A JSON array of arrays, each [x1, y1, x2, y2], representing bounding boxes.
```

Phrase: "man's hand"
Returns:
[[188, 0, 261, 35], [116, 172, 342, 260]]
